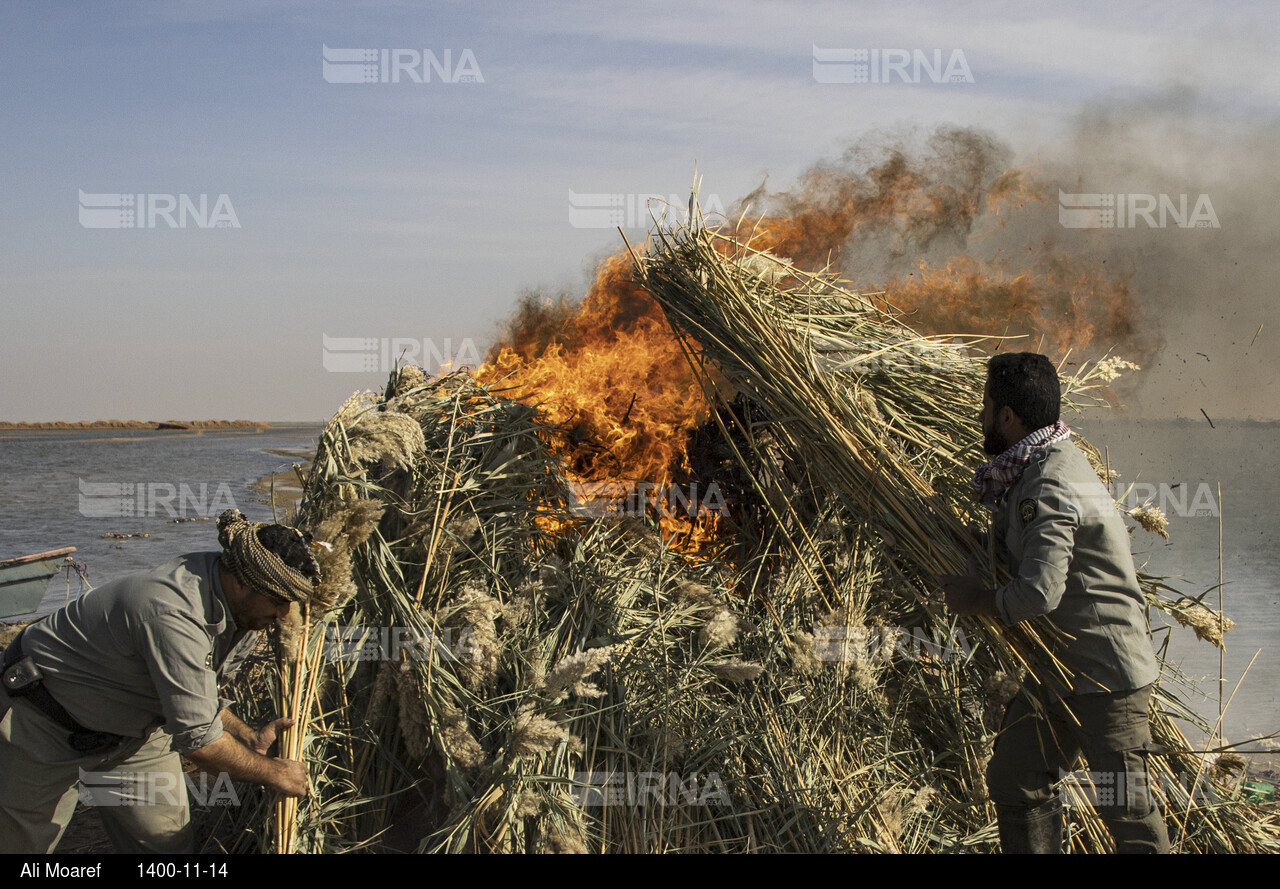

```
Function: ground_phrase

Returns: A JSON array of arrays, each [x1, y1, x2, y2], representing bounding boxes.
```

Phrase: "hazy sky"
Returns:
[[1, 1, 1276, 421]]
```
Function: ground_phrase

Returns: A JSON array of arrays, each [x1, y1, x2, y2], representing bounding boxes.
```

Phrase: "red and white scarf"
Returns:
[[972, 420, 1072, 508]]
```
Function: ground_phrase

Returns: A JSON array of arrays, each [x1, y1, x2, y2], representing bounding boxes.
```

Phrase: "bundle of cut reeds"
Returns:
[[628, 209, 1277, 852]]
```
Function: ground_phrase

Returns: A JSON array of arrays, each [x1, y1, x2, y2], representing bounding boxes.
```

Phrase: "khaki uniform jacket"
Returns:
[[20, 552, 259, 754], [993, 441, 1160, 697]]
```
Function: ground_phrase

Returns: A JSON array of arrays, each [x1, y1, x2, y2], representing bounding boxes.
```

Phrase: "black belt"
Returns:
[[2, 628, 128, 754]]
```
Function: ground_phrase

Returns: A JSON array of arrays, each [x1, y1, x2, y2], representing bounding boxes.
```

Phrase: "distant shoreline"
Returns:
[[0, 420, 272, 431]]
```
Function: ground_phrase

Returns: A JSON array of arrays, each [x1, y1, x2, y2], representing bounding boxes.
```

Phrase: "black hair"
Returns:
[[256, 525, 321, 582], [986, 352, 1061, 431]]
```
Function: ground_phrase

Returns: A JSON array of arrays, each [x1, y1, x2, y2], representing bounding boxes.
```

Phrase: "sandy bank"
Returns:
[[0, 420, 271, 431]]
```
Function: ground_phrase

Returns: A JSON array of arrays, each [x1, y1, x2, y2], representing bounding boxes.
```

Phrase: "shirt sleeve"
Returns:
[[215, 633, 259, 713], [134, 612, 225, 753], [994, 471, 1081, 626]]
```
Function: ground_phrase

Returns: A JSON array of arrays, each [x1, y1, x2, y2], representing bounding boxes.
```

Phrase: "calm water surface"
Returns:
[[1079, 418, 1279, 748], [0, 425, 320, 618]]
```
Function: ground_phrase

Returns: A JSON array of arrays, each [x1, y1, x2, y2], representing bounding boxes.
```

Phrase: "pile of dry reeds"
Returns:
[[630, 210, 1278, 852], [208, 214, 1277, 854]]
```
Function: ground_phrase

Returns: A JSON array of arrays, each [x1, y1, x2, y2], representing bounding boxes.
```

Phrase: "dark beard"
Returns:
[[982, 427, 1007, 456]]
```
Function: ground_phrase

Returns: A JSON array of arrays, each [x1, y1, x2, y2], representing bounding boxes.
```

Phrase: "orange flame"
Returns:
[[474, 133, 1154, 553], [476, 253, 708, 487], [878, 252, 1140, 357]]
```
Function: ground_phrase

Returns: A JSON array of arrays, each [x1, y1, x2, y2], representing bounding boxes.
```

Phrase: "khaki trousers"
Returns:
[[0, 684, 192, 854]]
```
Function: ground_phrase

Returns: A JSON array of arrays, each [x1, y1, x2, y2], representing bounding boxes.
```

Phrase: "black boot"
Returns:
[[996, 798, 1063, 854]]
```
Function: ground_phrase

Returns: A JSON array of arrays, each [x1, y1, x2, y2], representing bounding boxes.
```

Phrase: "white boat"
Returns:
[[0, 547, 77, 618]]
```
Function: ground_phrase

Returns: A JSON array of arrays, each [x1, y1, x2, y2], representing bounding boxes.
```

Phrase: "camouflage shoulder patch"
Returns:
[[1019, 498, 1037, 524]]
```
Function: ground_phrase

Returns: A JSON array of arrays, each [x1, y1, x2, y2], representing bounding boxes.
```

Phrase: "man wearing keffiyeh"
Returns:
[[0, 510, 320, 853], [940, 352, 1169, 855]]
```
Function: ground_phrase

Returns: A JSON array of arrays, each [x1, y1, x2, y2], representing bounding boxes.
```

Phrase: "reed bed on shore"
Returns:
[[209, 210, 1276, 853]]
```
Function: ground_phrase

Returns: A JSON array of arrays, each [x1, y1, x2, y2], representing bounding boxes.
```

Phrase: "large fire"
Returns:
[[474, 130, 1156, 553], [476, 253, 703, 487], [474, 254, 721, 551]]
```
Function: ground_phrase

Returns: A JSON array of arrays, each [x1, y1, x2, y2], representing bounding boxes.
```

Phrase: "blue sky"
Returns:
[[1, 1, 1276, 420]]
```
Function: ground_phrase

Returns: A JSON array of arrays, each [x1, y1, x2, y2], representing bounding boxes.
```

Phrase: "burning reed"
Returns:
[[209, 210, 1272, 853]]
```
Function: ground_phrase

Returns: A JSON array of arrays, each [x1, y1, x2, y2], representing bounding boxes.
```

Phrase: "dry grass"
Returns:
[[207, 208, 1278, 854]]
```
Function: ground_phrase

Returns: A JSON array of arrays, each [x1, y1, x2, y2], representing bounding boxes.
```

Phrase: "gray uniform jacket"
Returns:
[[20, 552, 259, 754], [993, 441, 1160, 697]]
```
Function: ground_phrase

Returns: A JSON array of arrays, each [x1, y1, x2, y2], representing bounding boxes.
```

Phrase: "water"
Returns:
[[0, 418, 1274, 746], [1080, 418, 1280, 748], [0, 425, 321, 619]]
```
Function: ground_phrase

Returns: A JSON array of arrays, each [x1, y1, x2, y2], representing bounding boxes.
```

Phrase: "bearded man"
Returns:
[[940, 352, 1169, 854]]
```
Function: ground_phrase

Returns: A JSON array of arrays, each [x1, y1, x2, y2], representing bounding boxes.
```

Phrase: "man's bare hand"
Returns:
[[252, 717, 294, 756], [939, 557, 998, 617], [187, 732, 309, 798], [271, 757, 309, 798]]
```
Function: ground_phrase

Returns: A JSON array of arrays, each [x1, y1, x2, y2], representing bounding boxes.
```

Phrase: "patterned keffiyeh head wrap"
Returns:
[[971, 420, 1072, 508], [216, 509, 321, 603]]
